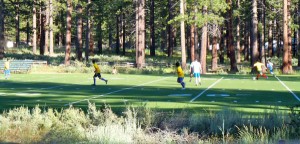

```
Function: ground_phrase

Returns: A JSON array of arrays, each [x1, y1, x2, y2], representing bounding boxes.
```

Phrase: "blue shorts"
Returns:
[[93, 73, 102, 78], [177, 77, 184, 83], [193, 73, 200, 77], [4, 70, 10, 75]]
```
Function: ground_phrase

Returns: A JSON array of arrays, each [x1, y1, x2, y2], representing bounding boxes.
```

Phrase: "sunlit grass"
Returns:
[[1, 73, 299, 114]]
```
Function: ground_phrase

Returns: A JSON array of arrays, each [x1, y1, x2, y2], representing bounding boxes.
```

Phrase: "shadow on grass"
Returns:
[[1, 74, 300, 115]]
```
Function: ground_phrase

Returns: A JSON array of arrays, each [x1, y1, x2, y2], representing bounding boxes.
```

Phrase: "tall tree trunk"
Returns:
[[116, 14, 120, 54], [64, 0, 72, 65], [282, 0, 292, 73], [194, 1, 199, 60], [160, 26, 166, 51], [136, 0, 145, 68], [276, 22, 282, 57], [122, 12, 126, 55], [0, 0, 4, 59], [150, 0, 155, 56], [180, 0, 186, 68], [261, 0, 266, 64], [236, 0, 241, 63], [119, 7, 123, 53], [135, 1, 138, 64], [212, 36, 218, 70], [298, 1, 300, 66], [190, 24, 195, 62], [244, 22, 249, 61], [109, 25, 112, 49], [97, 15, 103, 54], [40, 5, 45, 55], [49, 0, 54, 55], [85, 0, 90, 61], [45, 1, 49, 54], [258, 0, 265, 64], [219, 29, 225, 64], [267, 20, 273, 57], [16, 0, 20, 47], [59, 10, 64, 48], [26, 18, 30, 45], [287, 0, 293, 72], [32, 0, 37, 54], [250, 0, 259, 66], [167, 0, 173, 57], [76, 4, 83, 61], [200, 6, 207, 74], [227, 0, 238, 72], [273, 20, 277, 56], [194, 27, 199, 60], [186, 26, 190, 61], [89, 24, 94, 56]]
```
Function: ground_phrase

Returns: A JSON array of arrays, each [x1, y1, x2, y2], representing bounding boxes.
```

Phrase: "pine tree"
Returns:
[[64, 0, 72, 65]]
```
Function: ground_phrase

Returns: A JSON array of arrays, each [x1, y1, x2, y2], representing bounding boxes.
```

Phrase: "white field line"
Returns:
[[65, 77, 169, 106], [190, 77, 223, 102], [5, 75, 56, 82], [5, 77, 90, 94], [275, 76, 300, 102]]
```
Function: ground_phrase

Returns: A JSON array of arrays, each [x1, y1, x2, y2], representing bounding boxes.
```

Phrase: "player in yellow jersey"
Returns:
[[253, 59, 268, 80], [176, 62, 185, 89], [92, 60, 108, 86]]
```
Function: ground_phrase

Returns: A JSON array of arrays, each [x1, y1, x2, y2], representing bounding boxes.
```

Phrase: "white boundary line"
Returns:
[[275, 76, 300, 102], [2, 77, 90, 95], [190, 77, 223, 102], [65, 77, 169, 106]]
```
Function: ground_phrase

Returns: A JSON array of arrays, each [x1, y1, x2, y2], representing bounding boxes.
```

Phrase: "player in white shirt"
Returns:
[[267, 60, 274, 75], [190, 59, 202, 86]]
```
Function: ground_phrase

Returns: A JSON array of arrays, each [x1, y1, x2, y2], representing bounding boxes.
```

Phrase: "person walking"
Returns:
[[190, 59, 202, 85]]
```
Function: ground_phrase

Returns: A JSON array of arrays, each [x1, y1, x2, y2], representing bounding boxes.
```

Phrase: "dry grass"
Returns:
[[0, 103, 298, 143]]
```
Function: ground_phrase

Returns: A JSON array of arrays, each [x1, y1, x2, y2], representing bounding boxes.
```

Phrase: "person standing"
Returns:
[[253, 60, 268, 80], [176, 62, 185, 90], [92, 59, 108, 86], [4, 60, 10, 79], [190, 59, 202, 85], [266, 60, 274, 75]]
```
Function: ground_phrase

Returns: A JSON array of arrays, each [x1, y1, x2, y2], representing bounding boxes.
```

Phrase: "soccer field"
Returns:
[[0, 73, 300, 113]]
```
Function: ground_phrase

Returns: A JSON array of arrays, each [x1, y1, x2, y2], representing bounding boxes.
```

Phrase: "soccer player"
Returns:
[[4, 60, 10, 79], [190, 59, 202, 85], [266, 60, 274, 75], [112, 67, 118, 75], [253, 60, 268, 80], [175, 62, 185, 90], [92, 59, 108, 86]]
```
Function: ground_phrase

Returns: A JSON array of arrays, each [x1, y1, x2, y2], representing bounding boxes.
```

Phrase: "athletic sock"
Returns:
[[181, 82, 185, 88], [93, 77, 96, 85]]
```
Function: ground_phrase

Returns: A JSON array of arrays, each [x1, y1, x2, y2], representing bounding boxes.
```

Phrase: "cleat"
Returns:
[[105, 80, 108, 84], [91, 84, 96, 86]]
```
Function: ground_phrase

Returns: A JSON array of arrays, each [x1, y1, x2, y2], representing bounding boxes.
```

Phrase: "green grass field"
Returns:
[[1, 73, 300, 113]]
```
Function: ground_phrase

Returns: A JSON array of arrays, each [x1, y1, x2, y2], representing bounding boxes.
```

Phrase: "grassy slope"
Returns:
[[1, 73, 299, 114]]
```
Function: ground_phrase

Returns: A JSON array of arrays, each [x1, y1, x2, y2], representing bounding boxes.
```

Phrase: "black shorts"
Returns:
[[94, 73, 102, 78]]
